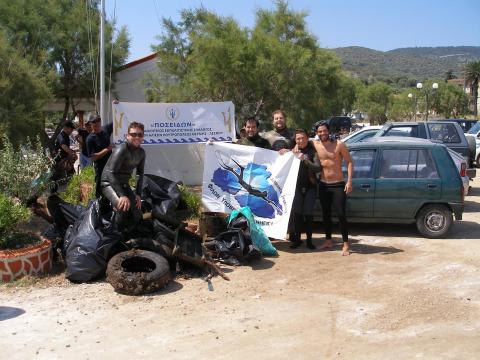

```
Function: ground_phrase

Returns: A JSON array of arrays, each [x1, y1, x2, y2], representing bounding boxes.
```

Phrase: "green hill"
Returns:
[[332, 46, 480, 82]]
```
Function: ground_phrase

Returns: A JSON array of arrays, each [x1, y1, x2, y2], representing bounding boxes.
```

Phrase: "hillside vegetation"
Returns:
[[333, 46, 480, 83]]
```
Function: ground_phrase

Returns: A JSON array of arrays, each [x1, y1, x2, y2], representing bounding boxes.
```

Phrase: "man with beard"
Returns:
[[236, 117, 271, 149], [289, 129, 321, 249], [263, 110, 295, 151], [313, 121, 353, 256]]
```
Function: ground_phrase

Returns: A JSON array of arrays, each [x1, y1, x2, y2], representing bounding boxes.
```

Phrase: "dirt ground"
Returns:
[[1, 179, 480, 359]]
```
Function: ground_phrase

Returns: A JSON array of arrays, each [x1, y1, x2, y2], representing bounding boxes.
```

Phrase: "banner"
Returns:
[[112, 101, 235, 144], [202, 142, 300, 239]]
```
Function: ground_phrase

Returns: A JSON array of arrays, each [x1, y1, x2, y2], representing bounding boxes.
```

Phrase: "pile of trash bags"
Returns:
[[43, 175, 278, 284]]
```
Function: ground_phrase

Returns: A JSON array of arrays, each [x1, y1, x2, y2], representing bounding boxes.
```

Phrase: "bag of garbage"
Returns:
[[228, 207, 278, 256], [141, 174, 181, 219], [64, 200, 123, 282], [213, 229, 261, 266]]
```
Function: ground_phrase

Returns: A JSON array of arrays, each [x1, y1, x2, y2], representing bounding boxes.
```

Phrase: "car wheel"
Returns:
[[477, 153, 480, 169], [416, 204, 452, 239], [106, 249, 171, 295]]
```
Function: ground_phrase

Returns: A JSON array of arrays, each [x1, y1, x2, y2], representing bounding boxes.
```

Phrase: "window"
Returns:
[[384, 126, 417, 137], [343, 150, 376, 178], [416, 149, 439, 179], [379, 149, 438, 179], [428, 123, 461, 143]]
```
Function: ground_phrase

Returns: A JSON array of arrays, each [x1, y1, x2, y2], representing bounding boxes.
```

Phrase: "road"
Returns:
[[1, 179, 480, 359]]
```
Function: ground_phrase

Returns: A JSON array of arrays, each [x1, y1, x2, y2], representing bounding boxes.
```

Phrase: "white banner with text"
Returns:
[[112, 101, 235, 144]]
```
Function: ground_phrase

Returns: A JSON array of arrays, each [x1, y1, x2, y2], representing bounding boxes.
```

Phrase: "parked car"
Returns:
[[342, 125, 382, 145], [435, 119, 478, 133], [466, 122, 480, 166], [312, 116, 352, 136], [374, 121, 476, 175], [315, 137, 464, 238]]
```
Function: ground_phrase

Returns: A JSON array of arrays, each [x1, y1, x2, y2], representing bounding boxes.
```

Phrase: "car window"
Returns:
[[343, 149, 376, 178], [379, 149, 438, 179], [344, 130, 377, 145], [428, 123, 461, 143], [384, 126, 416, 137], [467, 122, 480, 134], [416, 149, 439, 179]]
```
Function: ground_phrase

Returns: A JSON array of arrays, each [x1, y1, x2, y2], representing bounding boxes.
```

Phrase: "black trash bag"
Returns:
[[64, 200, 124, 283], [141, 174, 182, 220], [214, 229, 261, 266], [47, 194, 86, 235]]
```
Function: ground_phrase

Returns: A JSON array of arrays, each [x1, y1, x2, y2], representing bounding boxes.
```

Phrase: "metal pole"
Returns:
[[425, 92, 429, 121], [100, 0, 105, 122], [414, 94, 417, 121]]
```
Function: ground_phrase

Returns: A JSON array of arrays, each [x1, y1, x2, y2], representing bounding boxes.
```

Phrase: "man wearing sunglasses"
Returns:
[[101, 122, 146, 231], [86, 115, 114, 198]]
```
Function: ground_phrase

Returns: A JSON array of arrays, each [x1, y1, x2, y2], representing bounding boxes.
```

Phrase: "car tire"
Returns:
[[106, 249, 171, 295], [416, 204, 452, 239], [477, 153, 480, 169]]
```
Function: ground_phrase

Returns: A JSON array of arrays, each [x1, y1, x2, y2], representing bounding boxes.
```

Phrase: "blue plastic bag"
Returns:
[[228, 207, 278, 256]]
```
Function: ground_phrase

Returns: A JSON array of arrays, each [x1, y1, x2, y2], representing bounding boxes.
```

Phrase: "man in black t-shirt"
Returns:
[[52, 121, 78, 187], [86, 115, 114, 198]]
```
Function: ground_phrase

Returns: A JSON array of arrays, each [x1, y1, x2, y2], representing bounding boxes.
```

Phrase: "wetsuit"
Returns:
[[318, 181, 348, 244], [263, 128, 295, 151], [87, 123, 113, 198], [101, 142, 145, 231], [236, 134, 272, 149], [290, 142, 321, 248]]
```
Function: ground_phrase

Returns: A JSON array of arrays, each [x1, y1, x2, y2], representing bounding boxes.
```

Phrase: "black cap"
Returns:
[[87, 114, 101, 124], [64, 120, 75, 129]]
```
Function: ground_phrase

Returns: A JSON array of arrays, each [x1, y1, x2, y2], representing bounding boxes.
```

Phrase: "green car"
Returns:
[[316, 137, 464, 238]]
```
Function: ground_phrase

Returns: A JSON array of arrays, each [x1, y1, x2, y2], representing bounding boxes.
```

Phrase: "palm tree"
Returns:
[[464, 61, 480, 118]]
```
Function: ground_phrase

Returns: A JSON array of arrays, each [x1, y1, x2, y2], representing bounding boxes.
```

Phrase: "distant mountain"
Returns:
[[332, 46, 480, 82]]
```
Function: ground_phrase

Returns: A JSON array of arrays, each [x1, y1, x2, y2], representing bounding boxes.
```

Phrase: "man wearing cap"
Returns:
[[262, 110, 295, 151], [52, 121, 78, 184], [76, 119, 93, 169], [86, 115, 114, 198]]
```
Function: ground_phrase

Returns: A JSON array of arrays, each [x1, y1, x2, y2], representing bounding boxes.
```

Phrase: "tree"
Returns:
[[355, 82, 393, 124], [0, 0, 130, 145], [0, 31, 51, 145], [432, 82, 469, 118], [464, 61, 480, 118], [150, 1, 349, 130]]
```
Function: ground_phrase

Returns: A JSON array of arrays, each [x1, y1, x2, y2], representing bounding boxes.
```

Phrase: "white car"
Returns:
[[342, 125, 382, 145]]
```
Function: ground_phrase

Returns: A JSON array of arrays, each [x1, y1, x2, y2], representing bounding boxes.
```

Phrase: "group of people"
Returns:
[[53, 109, 353, 255], [53, 116, 146, 231], [236, 110, 353, 256]]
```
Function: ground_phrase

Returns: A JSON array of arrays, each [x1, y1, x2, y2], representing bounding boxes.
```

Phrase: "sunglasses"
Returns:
[[128, 132, 144, 138]]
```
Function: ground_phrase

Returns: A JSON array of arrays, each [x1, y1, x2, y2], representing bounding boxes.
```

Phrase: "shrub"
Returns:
[[62, 166, 96, 206], [0, 193, 34, 249], [178, 184, 201, 218], [0, 135, 52, 204]]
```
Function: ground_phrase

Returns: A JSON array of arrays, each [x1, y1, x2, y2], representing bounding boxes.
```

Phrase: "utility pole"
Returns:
[[100, 0, 105, 122]]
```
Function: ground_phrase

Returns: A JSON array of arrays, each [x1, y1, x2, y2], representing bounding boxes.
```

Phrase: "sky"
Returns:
[[105, 0, 480, 63]]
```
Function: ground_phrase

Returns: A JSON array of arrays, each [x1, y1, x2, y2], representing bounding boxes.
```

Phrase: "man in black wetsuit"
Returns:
[[289, 129, 321, 250], [86, 115, 114, 198], [101, 121, 146, 231], [236, 117, 271, 149], [52, 120, 78, 187]]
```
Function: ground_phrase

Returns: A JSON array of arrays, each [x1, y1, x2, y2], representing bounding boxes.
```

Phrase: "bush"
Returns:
[[62, 166, 96, 205], [0, 135, 52, 204], [178, 185, 201, 218], [0, 193, 33, 249]]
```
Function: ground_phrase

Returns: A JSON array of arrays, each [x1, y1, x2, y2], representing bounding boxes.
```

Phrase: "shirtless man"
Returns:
[[313, 121, 353, 256]]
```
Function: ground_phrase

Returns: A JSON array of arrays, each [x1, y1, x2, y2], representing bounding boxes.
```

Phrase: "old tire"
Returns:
[[477, 153, 480, 168], [106, 249, 171, 295], [466, 135, 476, 165], [416, 204, 452, 239]]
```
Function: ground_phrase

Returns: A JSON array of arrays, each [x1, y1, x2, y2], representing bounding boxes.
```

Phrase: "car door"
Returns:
[[374, 148, 441, 219], [343, 149, 376, 218]]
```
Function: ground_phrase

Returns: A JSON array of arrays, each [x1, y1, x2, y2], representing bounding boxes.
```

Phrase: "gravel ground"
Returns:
[[1, 178, 480, 359]]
